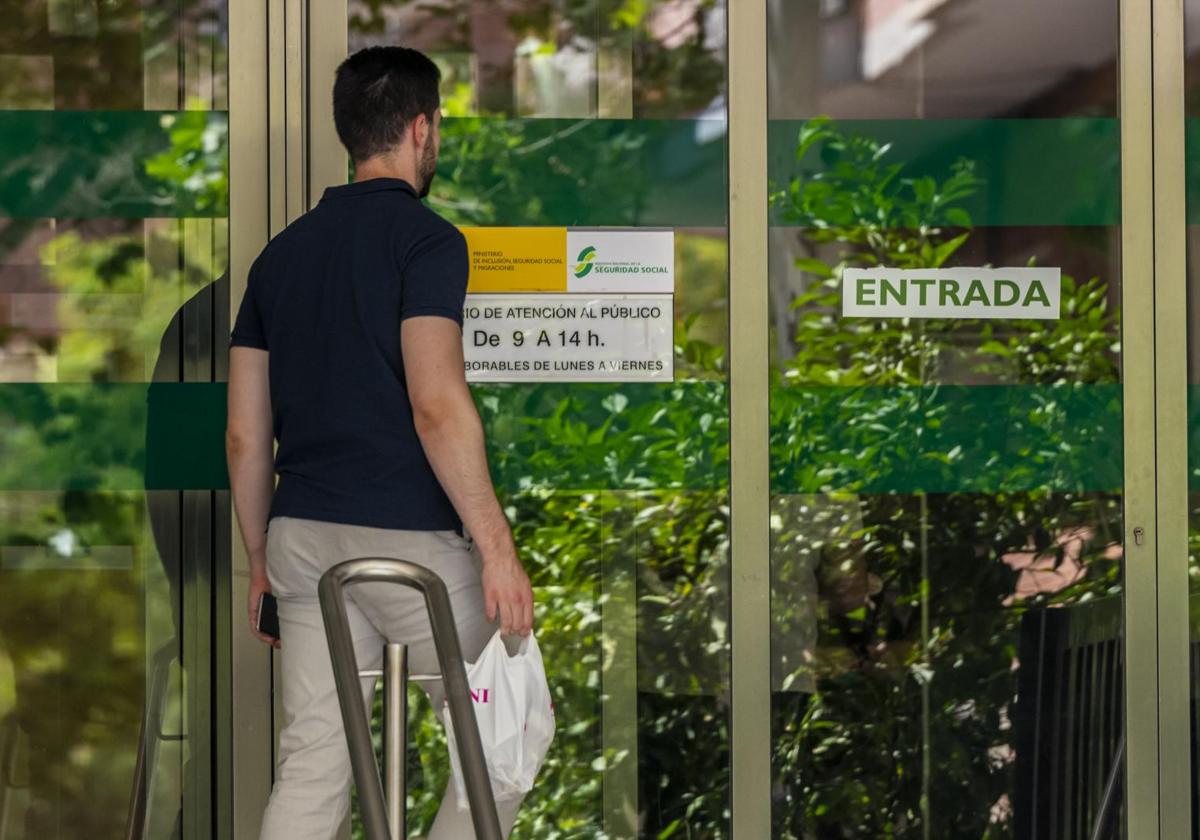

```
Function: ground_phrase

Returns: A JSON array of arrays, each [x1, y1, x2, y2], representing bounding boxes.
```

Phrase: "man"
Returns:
[[226, 46, 534, 839]]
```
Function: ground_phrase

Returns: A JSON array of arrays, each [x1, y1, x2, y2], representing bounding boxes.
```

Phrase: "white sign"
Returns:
[[566, 230, 674, 294], [842, 267, 1061, 320], [463, 294, 674, 383]]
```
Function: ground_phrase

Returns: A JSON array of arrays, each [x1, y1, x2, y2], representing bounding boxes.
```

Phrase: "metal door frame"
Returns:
[[1120, 0, 1165, 836], [729, 0, 1195, 834], [727, 2, 770, 838], [1147, 0, 1192, 836], [226, 1, 346, 835]]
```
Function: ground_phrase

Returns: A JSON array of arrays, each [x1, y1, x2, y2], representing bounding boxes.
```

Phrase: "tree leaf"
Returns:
[[793, 257, 836, 278]]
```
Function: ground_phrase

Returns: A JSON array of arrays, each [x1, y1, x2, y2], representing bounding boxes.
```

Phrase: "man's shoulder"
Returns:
[[395, 203, 467, 259], [257, 205, 327, 260], [405, 201, 464, 240]]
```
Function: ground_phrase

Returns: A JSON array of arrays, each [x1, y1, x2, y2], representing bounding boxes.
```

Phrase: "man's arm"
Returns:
[[226, 345, 279, 647], [401, 316, 534, 636]]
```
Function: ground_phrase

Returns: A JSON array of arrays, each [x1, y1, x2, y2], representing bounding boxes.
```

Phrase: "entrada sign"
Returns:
[[842, 267, 1061, 320]]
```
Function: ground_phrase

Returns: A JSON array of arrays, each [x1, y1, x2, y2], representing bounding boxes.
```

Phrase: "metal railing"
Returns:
[[1089, 734, 1125, 840], [0, 712, 29, 840], [319, 557, 502, 840], [124, 640, 184, 840], [358, 642, 444, 838], [1015, 598, 1125, 839]]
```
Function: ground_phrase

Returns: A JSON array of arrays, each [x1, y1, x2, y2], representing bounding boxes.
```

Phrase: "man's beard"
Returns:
[[417, 137, 437, 198]]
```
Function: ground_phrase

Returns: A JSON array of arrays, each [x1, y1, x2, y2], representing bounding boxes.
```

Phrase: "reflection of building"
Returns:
[[515, 32, 598, 117], [768, 0, 1122, 366], [350, 0, 726, 118], [772, 0, 1118, 119]]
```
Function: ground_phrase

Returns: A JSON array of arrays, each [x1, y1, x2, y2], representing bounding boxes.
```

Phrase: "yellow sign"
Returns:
[[460, 226, 567, 293]]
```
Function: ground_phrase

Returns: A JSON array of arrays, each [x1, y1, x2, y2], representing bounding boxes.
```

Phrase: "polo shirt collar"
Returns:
[[322, 177, 417, 201]]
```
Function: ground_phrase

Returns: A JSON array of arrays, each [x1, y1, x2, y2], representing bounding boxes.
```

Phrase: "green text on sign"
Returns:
[[842, 267, 1061, 320]]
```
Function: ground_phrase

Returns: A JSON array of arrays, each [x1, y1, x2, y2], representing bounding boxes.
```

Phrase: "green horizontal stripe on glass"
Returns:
[[0, 111, 228, 219], [1182, 119, 1200, 222], [476, 381, 729, 491], [0, 381, 1129, 494], [771, 383, 1123, 494], [0, 382, 229, 491], [1187, 385, 1200, 489], [434, 117, 727, 228], [769, 119, 1121, 227], [1, 114, 1139, 227], [0, 112, 726, 225], [0, 381, 731, 492]]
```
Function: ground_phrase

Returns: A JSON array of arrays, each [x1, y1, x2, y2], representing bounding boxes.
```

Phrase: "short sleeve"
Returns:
[[230, 258, 269, 349], [399, 225, 468, 326]]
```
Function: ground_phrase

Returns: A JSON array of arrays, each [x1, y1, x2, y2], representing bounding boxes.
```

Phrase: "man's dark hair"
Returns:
[[333, 46, 441, 162]]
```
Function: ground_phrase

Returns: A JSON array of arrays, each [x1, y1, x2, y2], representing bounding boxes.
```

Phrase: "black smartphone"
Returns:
[[256, 591, 281, 640]]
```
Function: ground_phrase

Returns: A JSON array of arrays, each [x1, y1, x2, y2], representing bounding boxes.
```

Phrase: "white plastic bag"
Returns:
[[444, 630, 555, 810]]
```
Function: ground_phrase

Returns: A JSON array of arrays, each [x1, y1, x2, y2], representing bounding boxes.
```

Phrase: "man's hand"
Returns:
[[481, 545, 534, 637], [248, 560, 281, 649]]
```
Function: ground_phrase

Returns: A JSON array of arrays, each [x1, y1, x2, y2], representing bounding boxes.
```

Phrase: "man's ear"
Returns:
[[412, 112, 429, 151]]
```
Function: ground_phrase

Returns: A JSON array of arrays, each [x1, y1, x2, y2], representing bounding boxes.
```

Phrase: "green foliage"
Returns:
[[433, 116, 654, 226], [768, 120, 1123, 839], [361, 485, 731, 838], [478, 381, 728, 493], [0, 101, 224, 836], [0, 110, 228, 218], [142, 108, 230, 216], [775, 116, 982, 239]]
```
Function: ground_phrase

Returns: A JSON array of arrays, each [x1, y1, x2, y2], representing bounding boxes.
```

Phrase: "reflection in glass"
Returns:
[[0, 2, 229, 837], [767, 2, 1124, 837], [350, 0, 726, 120], [1182, 0, 1200, 832], [345, 2, 732, 835]]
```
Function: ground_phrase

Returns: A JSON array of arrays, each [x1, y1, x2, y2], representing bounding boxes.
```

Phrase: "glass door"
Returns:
[[233, 1, 1198, 837], [0, 2, 230, 839], [765, 2, 1129, 836], [1181, 0, 1200, 834], [309, 2, 734, 836]]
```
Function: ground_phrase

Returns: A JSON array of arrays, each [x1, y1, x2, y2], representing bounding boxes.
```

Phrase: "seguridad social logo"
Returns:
[[573, 245, 597, 279], [564, 230, 674, 293]]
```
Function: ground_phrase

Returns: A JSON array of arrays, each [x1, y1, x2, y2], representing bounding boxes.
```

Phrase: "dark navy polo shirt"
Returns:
[[230, 177, 466, 532]]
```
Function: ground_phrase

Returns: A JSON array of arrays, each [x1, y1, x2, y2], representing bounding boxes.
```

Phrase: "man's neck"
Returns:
[[353, 154, 418, 187]]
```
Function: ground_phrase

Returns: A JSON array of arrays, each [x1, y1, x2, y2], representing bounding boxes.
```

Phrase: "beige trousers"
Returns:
[[258, 516, 522, 840]]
